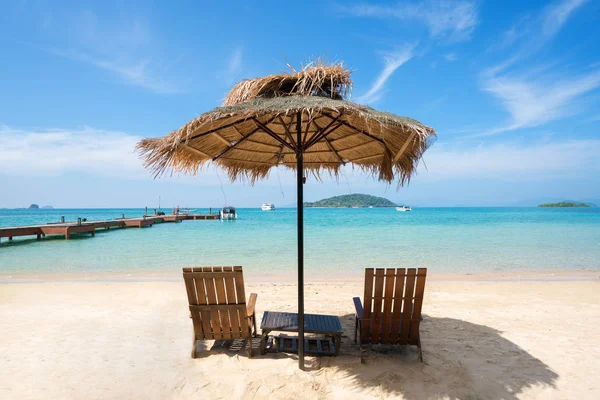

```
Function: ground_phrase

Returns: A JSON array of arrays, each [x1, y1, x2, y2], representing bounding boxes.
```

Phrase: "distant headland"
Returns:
[[304, 194, 397, 208], [538, 201, 591, 208]]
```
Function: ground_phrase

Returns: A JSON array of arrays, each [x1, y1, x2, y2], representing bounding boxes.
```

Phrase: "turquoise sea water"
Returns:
[[1, 207, 599, 276]]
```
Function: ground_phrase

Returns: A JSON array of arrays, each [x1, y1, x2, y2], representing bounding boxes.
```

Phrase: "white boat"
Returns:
[[220, 206, 237, 220], [396, 205, 412, 212], [261, 203, 275, 211]]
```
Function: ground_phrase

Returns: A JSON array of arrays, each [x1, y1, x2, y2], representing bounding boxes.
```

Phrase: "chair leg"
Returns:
[[248, 328, 253, 358], [191, 336, 197, 359], [358, 336, 365, 364], [417, 336, 423, 363], [354, 316, 358, 344], [253, 312, 258, 337]]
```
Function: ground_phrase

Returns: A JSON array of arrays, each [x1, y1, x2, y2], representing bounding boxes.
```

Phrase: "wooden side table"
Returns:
[[259, 311, 343, 356]]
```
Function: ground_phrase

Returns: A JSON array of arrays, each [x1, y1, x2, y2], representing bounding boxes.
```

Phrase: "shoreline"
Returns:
[[1, 268, 598, 284]]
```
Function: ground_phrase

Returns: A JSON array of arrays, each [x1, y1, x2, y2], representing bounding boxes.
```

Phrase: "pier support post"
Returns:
[[91, 230, 95, 237], [36, 233, 41, 240], [8, 236, 12, 241]]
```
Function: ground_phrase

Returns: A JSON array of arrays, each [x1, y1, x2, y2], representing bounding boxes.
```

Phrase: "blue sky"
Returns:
[[1, 0, 599, 208]]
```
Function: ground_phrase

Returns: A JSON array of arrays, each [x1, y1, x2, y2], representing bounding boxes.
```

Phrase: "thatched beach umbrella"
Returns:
[[136, 62, 436, 369]]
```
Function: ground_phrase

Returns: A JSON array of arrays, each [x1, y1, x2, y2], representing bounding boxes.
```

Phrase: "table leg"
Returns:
[[260, 330, 269, 355]]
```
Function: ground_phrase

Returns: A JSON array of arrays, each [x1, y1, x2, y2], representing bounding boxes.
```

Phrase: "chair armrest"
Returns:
[[353, 297, 363, 319], [247, 293, 258, 317]]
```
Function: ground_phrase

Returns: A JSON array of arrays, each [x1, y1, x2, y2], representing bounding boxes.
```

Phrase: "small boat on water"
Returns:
[[220, 206, 237, 220], [261, 203, 275, 211], [396, 205, 412, 212]]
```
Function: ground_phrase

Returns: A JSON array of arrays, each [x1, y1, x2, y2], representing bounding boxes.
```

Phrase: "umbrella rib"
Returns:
[[218, 157, 275, 166], [187, 114, 279, 142], [336, 140, 377, 154], [182, 144, 212, 158], [278, 115, 297, 149], [212, 129, 260, 161], [275, 143, 285, 164], [323, 135, 345, 165], [311, 120, 345, 164], [350, 153, 382, 163], [320, 112, 385, 145], [303, 111, 345, 150], [251, 118, 296, 152], [392, 131, 416, 163], [303, 121, 343, 151], [211, 131, 232, 146], [217, 157, 340, 166], [342, 121, 385, 145]]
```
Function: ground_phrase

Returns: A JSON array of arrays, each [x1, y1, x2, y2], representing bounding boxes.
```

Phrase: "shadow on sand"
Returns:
[[197, 313, 558, 398]]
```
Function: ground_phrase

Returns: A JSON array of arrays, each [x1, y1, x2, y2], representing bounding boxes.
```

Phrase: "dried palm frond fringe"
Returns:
[[224, 60, 352, 106], [136, 96, 436, 186]]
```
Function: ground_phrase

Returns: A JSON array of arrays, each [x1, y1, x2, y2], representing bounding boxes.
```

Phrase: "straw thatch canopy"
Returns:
[[137, 62, 436, 185]]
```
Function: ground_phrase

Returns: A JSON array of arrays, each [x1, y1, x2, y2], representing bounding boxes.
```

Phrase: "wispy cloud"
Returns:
[[481, 0, 594, 135], [0, 125, 230, 183], [50, 48, 182, 94], [340, 1, 479, 42], [541, 0, 587, 39], [487, 0, 588, 72], [482, 70, 600, 134], [419, 139, 600, 179], [41, 11, 182, 94], [221, 47, 244, 86], [0, 126, 146, 178], [227, 47, 243, 74], [356, 45, 415, 104], [444, 53, 458, 62]]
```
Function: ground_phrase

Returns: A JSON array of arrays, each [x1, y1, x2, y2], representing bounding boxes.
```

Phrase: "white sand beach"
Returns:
[[1, 273, 599, 399]]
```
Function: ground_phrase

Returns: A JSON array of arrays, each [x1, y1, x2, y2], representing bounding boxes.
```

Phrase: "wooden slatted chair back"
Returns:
[[361, 268, 427, 345], [183, 266, 250, 341]]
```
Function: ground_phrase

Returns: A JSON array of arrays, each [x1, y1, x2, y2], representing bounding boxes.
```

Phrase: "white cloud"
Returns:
[[51, 49, 182, 94], [341, 1, 478, 42], [44, 11, 181, 94], [356, 45, 415, 104], [227, 47, 243, 74], [482, 70, 600, 134], [419, 139, 600, 179], [444, 53, 458, 62], [0, 126, 246, 184], [481, 0, 594, 134], [487, 0, 588, 72], [221, 47, 244, 86], [541, 0, 588, 39], [0, 126, 146, 178]]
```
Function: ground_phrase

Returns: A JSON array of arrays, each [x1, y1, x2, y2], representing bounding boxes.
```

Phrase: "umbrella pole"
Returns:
[[296, 115, 305, 371]]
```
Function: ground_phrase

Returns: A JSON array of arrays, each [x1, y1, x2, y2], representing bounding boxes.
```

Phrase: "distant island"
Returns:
[[538, 201, 591, 208], [26, 204, 53, 209], [304, 194, 397, 208]]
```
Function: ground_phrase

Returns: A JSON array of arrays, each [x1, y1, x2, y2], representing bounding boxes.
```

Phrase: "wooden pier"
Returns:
[[0, 213, 220, 244]]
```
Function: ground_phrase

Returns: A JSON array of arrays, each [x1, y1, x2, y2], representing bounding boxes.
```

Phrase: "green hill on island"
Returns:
[[304, 194, 397, 208], [538, 201, 591, 208]]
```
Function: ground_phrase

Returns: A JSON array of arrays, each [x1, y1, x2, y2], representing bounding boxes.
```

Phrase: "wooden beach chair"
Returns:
[[183, 267, 258, 358], [353, 268, 427, 362]]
